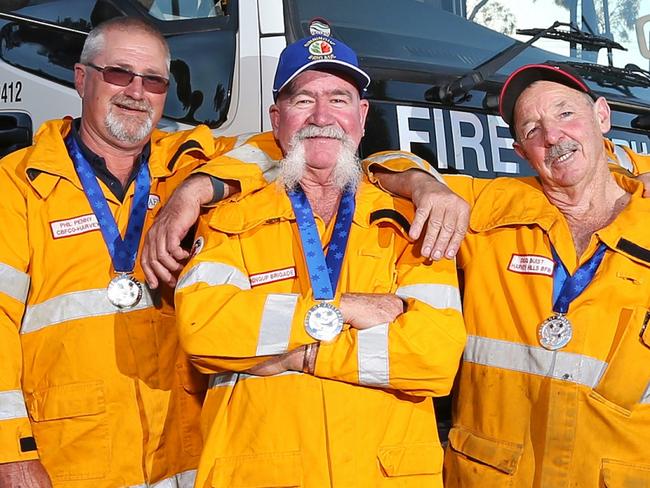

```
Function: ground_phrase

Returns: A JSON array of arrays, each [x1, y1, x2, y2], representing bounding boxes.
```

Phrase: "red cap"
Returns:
[[499, 63, 596, 131]]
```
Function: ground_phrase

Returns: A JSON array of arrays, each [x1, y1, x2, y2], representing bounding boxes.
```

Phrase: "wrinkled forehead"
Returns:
[[513, 80, 592, 124]]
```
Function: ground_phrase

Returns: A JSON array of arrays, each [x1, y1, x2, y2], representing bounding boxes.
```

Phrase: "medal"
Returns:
[[66, 135, 150, 310], [107, 274, 143, 309], [288, 187, 355, 342], [541, 244, 607, 350], [538, 313, 573, 350], [305, 302, 344, 341]]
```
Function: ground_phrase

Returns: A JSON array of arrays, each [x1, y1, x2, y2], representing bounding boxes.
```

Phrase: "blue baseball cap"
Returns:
[[272, 34, 371, 101]]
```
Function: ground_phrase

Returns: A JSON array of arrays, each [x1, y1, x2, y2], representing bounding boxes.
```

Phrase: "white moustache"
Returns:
[[296, 125, 345, 141], [545, 140, 580, 165]]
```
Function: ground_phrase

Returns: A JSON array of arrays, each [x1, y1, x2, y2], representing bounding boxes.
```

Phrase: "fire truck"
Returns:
[[2, 0, 649, 440], [1, 0, 649, 174]]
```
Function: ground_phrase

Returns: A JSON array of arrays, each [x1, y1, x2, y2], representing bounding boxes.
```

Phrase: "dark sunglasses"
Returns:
[[85, 63, 169, 94]]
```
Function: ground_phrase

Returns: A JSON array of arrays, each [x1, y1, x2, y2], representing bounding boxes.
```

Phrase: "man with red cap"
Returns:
[[370, 62, 650, 487]]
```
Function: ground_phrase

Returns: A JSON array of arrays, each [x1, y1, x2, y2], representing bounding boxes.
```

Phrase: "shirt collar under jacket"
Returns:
[[69, 118, 151, 202]]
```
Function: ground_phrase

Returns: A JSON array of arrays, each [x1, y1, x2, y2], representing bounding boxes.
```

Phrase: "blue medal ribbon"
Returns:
[[65, 135, 150, 273], [551, 243, 607, 314], [288, 188, 355, 300]]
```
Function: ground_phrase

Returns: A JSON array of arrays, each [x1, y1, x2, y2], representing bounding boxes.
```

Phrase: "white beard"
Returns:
[[278, 125, 361, 192], [105, 95, 154, 144]]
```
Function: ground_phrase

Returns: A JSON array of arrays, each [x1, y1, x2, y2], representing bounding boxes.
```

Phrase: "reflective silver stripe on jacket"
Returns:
[[208, 370, 302, 389], [256, 293, 299, 356], [0, 263, 30, 303], [464, 335, 607, 388], [176, 262, 250, 291], [0, 389, 28, 420], [222, 143, 280, 183], [128, 469, 197, 488], [364, 152, 445, 184], [396, 284, 462, 312], [358, 323, 390, 387], [20, 287, 155, 334], [641, 382, 650, 404]]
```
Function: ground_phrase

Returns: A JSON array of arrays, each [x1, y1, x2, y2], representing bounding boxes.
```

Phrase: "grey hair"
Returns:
[[79, 16, 170, 71]]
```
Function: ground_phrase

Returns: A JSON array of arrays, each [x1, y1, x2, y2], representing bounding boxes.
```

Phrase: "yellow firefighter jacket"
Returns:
[[0, 119, 277, 487], [364, 148, 650, 488], [175, 179, 467, 487]]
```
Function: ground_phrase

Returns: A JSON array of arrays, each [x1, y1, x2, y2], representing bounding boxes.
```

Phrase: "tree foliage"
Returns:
[[468, 0, 641, 42]]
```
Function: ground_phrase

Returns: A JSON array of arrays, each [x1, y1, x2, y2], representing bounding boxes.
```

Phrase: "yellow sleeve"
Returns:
[[362, 150, 445, 193], [195, 131, 283, 201], [174, 216, 319, 374], [314, 236, 466, 397], [0, 159, 38, 463], [361, 150, 489, 208]]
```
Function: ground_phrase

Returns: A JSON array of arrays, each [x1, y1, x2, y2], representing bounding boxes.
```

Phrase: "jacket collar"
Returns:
[[209, 178, 413, 239], [469, 177, 561, 233], [22, 119, 215, 200], [597, 173, 650, 267], [469, 173, 650, 267]]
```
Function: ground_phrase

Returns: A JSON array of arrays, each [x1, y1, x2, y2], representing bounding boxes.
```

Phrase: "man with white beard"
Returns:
[[0, 16, 277, 488], [174, 34, 466, 488]]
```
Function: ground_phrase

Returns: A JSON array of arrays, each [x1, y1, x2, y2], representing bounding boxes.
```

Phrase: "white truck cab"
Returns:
[[1, 0, 650, 174]]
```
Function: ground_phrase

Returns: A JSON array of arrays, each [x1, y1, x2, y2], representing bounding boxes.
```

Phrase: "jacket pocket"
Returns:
[[601, 458, 650, 487], [176, 359, 208, 457], [377, 442, 443, 476], [25, 380, 109, 481], [592, 307, 650, 412], [211, 451, 302, 487], [449, 427, 524, 476]]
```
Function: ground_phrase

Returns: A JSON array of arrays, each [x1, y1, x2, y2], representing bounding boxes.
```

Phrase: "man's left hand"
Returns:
[[373, 169, 469, 260], [408, 171, 469, 260], [141, 174, 213, 288]]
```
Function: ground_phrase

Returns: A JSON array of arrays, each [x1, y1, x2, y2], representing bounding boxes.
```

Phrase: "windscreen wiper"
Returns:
[[427, 21, 624, 105], [559, 61, 650, 91], [517, 22, 625, 66]]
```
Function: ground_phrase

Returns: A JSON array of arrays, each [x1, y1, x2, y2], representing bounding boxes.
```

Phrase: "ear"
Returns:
[[74, 63, 86, 97], [358, 98, 370, 128], [594, 96, 611, 134], [513, 140, 527, 161], [269, 103, 281, 138]]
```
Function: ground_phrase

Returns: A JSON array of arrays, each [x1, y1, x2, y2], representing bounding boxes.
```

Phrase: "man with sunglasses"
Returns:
[[0, 16, 283, 488]]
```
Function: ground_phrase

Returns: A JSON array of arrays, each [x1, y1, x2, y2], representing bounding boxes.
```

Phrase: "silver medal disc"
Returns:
[[305, 302, 344, 341], [538, 314, 573, 350], [107, 274, 143, 309]]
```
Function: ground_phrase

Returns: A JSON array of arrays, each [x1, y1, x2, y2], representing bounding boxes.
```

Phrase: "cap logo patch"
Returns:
[[309, 19, 331, 37], [306, 37, 335, 59]]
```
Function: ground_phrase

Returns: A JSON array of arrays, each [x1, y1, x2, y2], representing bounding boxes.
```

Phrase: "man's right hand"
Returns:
[[340, 293, 404, 330], [0, 460, 52, 488], [141, 174, 214, 289]]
